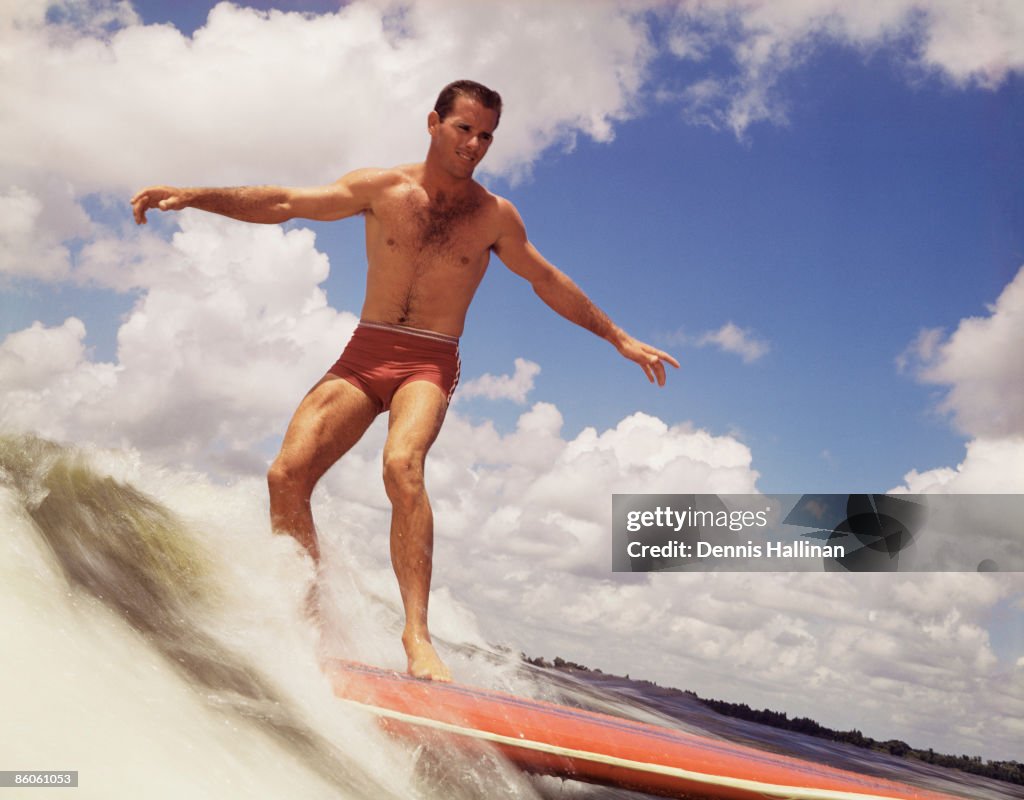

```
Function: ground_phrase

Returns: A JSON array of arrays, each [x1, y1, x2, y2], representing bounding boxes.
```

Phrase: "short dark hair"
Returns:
[[434, 80, 502, 128]]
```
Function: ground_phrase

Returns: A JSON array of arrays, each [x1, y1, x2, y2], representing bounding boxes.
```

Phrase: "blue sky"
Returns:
[[469, 59, 1022, 491], [2, 0, 1023, 761], [7, 2, 1022, 493]]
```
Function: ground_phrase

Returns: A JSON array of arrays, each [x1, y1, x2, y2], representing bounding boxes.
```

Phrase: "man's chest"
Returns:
[[371, 188, 497, 258]]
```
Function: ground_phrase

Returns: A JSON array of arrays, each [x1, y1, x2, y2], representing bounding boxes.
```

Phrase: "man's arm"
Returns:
[[493, 199, 680, 386], [131, 168, 390, 226]]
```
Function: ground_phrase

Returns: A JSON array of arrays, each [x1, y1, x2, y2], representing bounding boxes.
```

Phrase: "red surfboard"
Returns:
[[326, 660, 964, 800]]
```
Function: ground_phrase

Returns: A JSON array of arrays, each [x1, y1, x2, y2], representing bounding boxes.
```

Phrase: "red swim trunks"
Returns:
[[328, 321, 461, 413]]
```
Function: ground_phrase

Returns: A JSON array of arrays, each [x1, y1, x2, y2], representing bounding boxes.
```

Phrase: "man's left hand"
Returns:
[[616, 336, 680, 386]]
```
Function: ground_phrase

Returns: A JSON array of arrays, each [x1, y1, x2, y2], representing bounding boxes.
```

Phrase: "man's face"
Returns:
[[428, 95, 498, 178]]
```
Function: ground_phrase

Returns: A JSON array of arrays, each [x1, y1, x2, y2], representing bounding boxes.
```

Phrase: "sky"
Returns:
[[2, 0, 1023, 763]]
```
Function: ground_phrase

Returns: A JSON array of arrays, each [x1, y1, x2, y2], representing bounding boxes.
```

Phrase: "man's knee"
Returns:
[[382, 450, 426, 503], [267, 454, 314, 499]]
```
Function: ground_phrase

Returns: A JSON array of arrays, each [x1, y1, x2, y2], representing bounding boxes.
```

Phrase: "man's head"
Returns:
[[434, 80, 502, 129], [427, 80, 502, 179]]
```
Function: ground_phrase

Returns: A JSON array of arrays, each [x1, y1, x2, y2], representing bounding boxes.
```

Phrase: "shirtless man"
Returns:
[[131, 80, 679, 681]]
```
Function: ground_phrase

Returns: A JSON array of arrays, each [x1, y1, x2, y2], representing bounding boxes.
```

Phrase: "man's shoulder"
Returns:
[[391, 162, 426, 181], [473, 185, 518, 218], [487, 192, 524, 230], [340, 164, 418, 189]]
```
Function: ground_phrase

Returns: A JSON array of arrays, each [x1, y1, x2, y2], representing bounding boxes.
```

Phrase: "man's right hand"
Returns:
[[131, 186, 189, 225]]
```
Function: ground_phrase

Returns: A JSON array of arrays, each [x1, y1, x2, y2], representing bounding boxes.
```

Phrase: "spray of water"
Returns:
[[0, 434, 548, 799]]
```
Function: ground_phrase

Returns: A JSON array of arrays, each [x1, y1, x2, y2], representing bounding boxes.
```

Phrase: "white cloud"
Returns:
[[0, 212, 358, 465], [912, 266, 1024, 440], [894, 266, 1024, 492], [0, 0, 655, 298], [895, 437, 1024, 493], [664, 321, 770, 363], [895, 327, 943, 375], [0, 0, 651, 202], [661, 0, 1024, 136], [916, 0, 1024, 88], [457, 357, 541, 404], [875, 265, 1024, 750], [0, 318, 89, 389], [696, 322, 770, 363], [420, 408, 761, 581], [4, 1, 1020, 204], [0, 182, 90, 281], [3, 0, 1019, 292]]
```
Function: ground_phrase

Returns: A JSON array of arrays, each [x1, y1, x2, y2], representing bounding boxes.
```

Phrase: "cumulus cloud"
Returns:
[[457, 357, 541, 404], [422, 408, 761, 582], [894, 267, 1024, 492], [664, 321, 770, 363], [0, 317, 92, 389], [0, 181, 91, 281], [0, 0, 655, 296], [877, 265, 1024, 756], [696, 322, 770, 363], [895, 437, 1024, 494], [660, 0, 1024, 136], [0, 212, 358, 466], [4, 0, 1020, 290], [909, 266, 1024, 440], [0, 0, 651, 199]]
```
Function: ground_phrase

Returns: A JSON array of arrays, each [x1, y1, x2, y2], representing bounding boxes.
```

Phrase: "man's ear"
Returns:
[[427, 110, 440, 134]]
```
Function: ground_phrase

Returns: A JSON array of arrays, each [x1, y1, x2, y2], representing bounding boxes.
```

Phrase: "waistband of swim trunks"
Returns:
[[357, 320, 459, 346]]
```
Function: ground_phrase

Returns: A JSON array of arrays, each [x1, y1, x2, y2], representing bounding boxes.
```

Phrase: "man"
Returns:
[[131, 80, 679, 682]]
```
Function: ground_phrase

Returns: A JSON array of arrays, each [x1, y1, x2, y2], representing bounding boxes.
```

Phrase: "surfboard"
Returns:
[[326, 659, 964, 800]]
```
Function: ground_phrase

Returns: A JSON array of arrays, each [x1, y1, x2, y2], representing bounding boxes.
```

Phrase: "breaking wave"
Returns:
[[0, 434, 554, 799]]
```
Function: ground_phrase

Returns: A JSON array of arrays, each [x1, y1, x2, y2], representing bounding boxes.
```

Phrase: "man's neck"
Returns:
[[420, 159, 476, 200]]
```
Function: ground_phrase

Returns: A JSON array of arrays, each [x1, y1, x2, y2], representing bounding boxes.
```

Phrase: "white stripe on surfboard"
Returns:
[[335, 696, 944, 800]]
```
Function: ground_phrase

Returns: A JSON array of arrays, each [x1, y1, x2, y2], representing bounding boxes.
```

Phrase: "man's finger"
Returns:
[[652, 360, 667, 386], [646, 346, 679, 370]]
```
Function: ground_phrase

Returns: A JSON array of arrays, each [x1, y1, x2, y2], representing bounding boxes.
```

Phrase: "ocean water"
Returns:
[[1, 434, 1018, 800], [541, 669, 1024, 800]]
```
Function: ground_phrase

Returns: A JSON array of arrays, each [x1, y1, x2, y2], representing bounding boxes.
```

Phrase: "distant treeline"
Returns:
[[525, 655, 1023, 787]]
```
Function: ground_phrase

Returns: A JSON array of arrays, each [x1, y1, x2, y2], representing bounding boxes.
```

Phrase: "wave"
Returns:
[[0, 434, 546, 799]]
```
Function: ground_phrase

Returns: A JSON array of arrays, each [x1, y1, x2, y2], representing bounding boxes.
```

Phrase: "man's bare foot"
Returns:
[[402, 630, 451, 682]]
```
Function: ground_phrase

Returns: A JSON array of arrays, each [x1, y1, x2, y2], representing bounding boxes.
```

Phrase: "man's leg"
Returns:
[[382, 380, 451, 681], [268, 374, 379, 563]]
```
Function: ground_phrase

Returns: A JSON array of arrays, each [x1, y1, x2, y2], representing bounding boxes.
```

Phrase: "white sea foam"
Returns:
[[0, 436, 543, 799]]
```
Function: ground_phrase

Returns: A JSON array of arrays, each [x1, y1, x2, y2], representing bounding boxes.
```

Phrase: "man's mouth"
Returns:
[[456, 151, 475, 163]]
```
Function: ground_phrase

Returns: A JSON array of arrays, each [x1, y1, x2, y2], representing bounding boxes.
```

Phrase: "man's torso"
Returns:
[[360, 165, 503, 337]]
